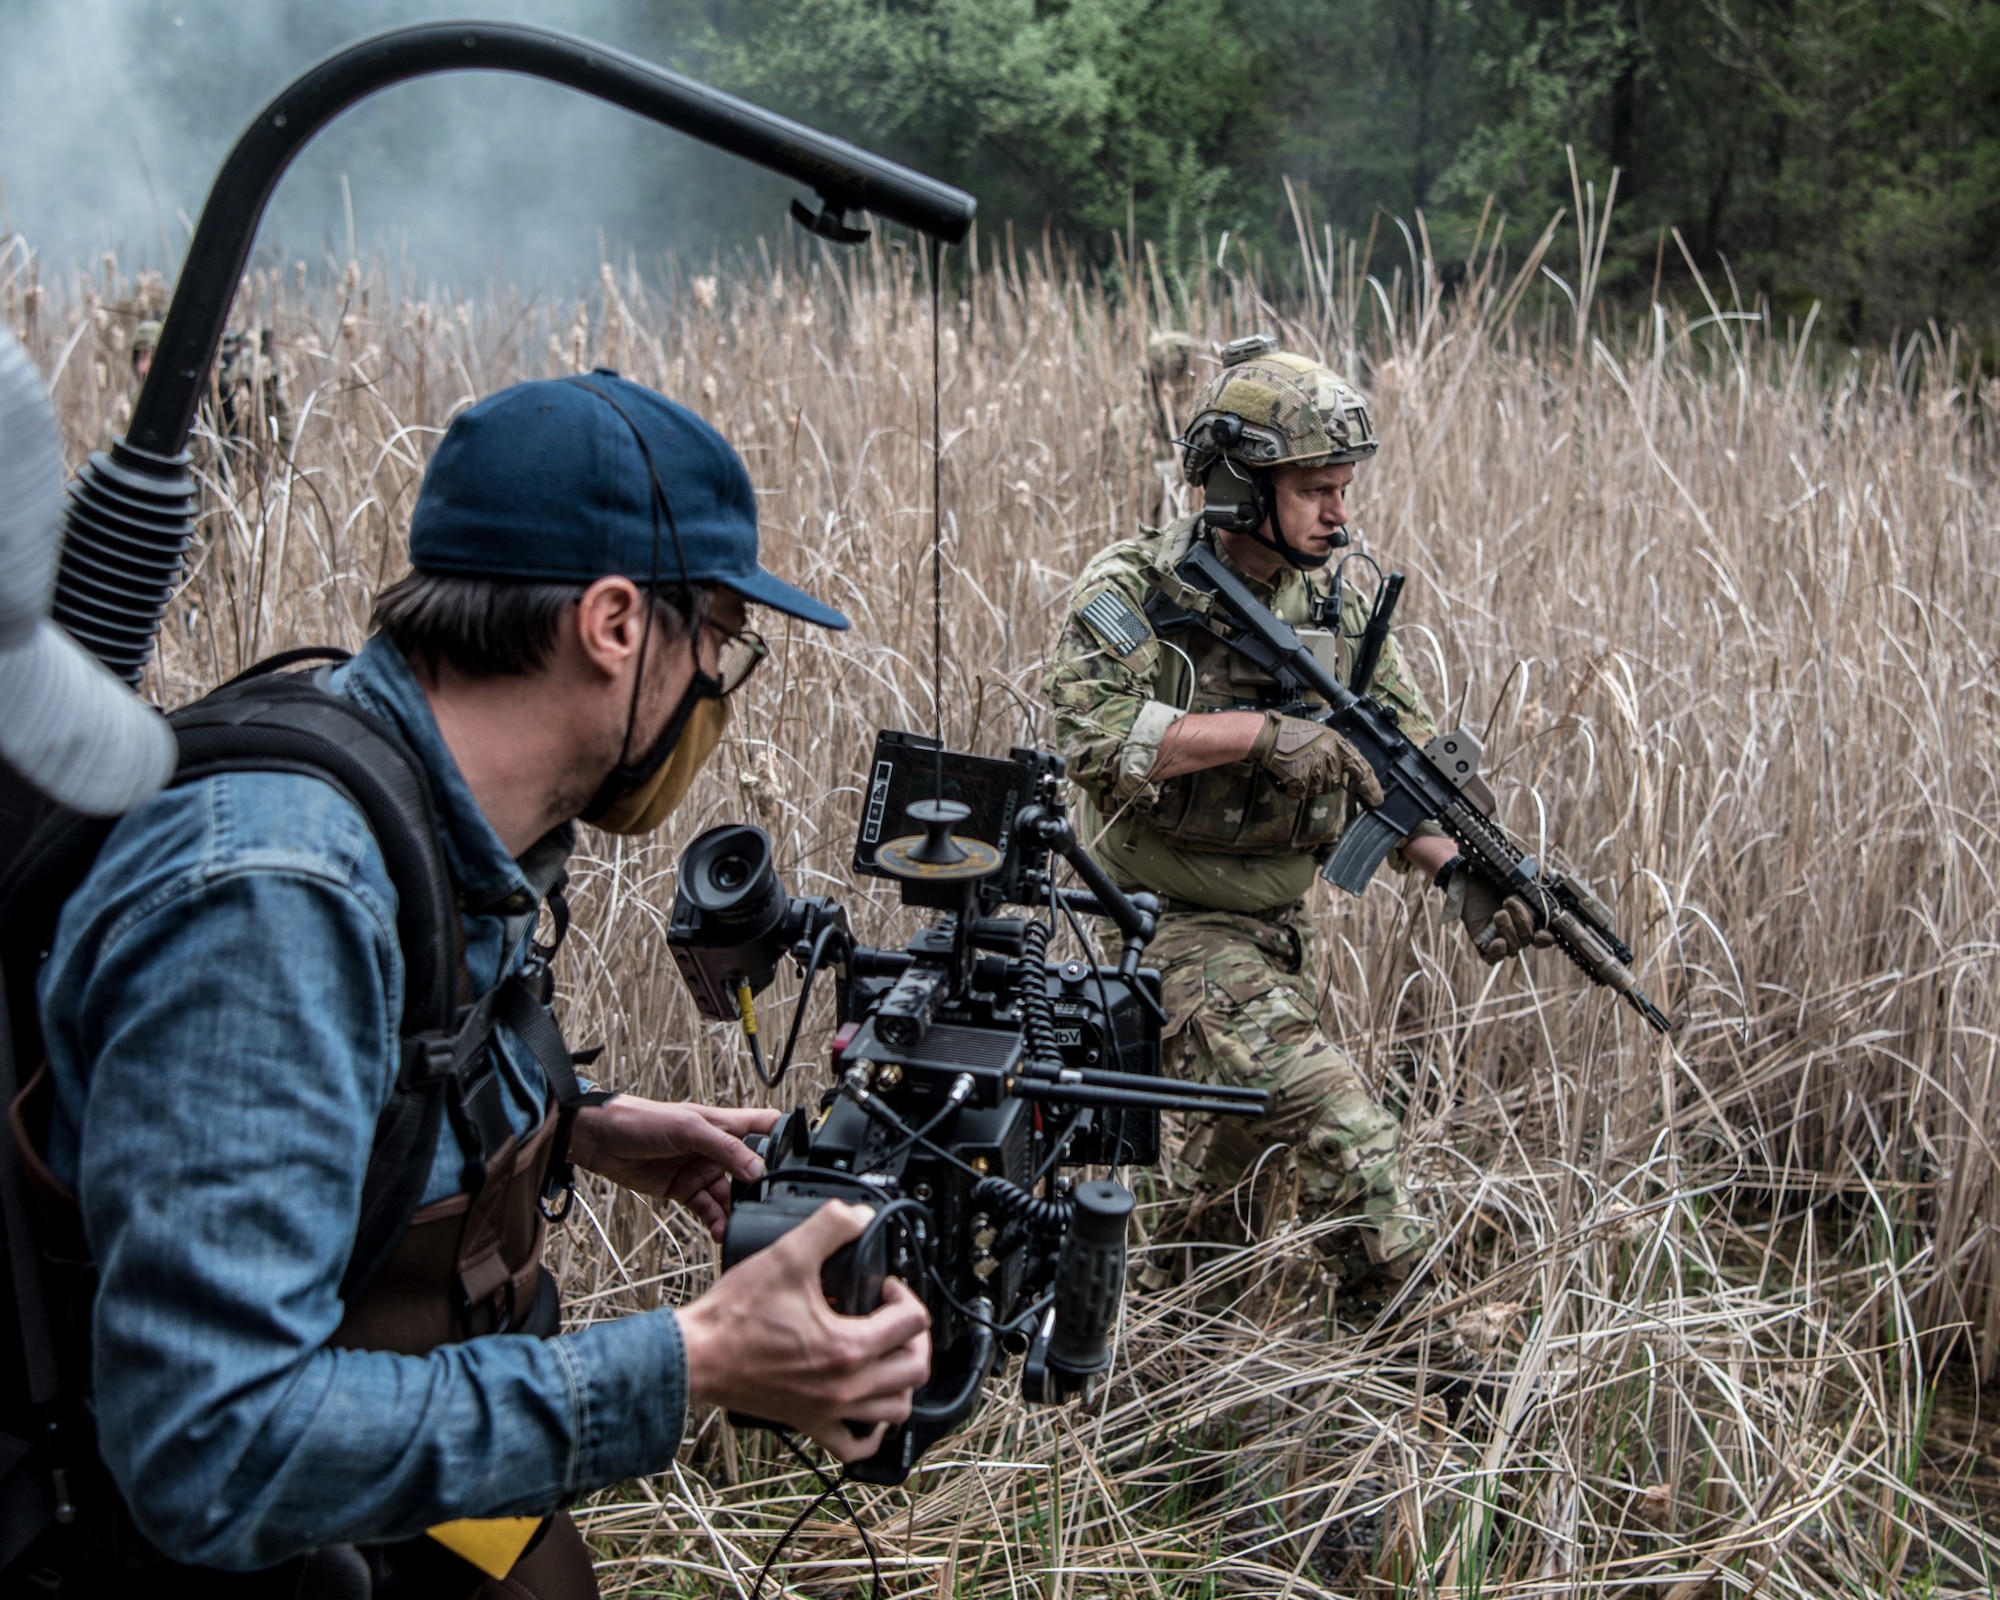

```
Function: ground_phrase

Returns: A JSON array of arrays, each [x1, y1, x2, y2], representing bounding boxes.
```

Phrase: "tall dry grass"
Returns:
[[8, 196, 2000, 1596]]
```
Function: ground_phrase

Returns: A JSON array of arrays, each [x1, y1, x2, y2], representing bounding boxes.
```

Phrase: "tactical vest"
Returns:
[[1140, 546, 1357, 857], [0, 659, 599, 1600]]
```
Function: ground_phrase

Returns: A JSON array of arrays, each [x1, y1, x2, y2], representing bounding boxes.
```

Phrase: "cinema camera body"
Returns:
[[666, 731, 1266, 1482]]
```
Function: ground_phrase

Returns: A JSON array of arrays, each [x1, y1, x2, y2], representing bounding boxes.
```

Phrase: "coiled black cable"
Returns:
[[972, 1174, 1072, 1232], [1015, 918, 1062, 1068]]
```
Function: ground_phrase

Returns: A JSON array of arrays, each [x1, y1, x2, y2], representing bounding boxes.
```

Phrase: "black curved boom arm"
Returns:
[[130, 20, 976, 455], [24, 17, 974, 737]]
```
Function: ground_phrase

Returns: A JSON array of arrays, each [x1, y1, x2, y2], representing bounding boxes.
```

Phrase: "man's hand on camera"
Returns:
[[679, 1201, 933, 1464], [567, 1097, 779, 1240]]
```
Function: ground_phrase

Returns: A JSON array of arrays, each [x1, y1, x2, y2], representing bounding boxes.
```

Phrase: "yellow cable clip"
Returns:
[[736, 979, 758, 1037]]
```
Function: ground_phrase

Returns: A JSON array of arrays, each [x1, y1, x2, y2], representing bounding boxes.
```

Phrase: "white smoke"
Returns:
[[0, 0, 795, 285]]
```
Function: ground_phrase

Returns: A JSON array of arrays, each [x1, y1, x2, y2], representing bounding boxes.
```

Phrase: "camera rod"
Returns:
[[1012, 1059, 1266, 1108], [1015, 804, 1165, 994], [1006, 1079, 1266, 1119]]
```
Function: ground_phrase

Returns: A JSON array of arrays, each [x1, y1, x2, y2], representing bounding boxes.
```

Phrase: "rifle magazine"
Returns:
[[1320, 809, 1403, 895]]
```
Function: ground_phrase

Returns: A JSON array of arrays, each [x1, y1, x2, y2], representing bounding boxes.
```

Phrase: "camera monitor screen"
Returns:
[[852, 729, 1032, 880]]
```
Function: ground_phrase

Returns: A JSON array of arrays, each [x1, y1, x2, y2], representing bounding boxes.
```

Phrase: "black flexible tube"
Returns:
[[1014, 920, 1062, 1069], [972, 1174, 1071, 1233]]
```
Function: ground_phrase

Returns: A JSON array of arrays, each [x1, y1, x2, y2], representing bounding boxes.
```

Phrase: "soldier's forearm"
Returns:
[[1397, 831, 1457, 881], [1148, 709, 1263, 782]]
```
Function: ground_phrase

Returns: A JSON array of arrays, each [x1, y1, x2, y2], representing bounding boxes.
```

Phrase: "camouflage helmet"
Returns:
[[130, 319, 162, 352], [1180, 334, 1377, 485]]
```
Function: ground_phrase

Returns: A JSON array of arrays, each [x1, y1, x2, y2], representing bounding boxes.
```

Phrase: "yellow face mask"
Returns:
[[591, 693, 729, 835]]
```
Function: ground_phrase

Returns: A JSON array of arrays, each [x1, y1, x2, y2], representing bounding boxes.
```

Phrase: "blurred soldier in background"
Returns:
[[102, 319, 162, 453], [128, 319, 160, 386], [1046, 338, 1546, 1304], [106, 318, 294, 467], [216, 324, 294, 460], [1145, 331, 1198, 445], [1143, 331, 1199, 523]]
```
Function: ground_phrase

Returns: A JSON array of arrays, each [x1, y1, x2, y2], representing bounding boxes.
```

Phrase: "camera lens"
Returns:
[[678, 824, 786, 938]]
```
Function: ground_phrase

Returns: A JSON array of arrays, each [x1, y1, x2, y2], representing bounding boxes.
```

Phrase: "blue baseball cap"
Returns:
[[408, 370, 847, 630]]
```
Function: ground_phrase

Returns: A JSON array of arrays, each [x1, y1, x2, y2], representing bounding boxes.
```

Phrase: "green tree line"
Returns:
[[648, 0, 2000, 340]]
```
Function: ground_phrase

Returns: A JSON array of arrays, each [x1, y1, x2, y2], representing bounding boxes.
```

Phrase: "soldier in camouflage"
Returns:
[[1043, 336, 1546, 1290], [103, 319, 163, 451], [217, 325, 294, 456], [104, 320, 295, 464], [130, 317, 161, 384]]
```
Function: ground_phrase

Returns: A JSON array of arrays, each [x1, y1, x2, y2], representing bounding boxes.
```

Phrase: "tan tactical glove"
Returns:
[[1248, 712, 1385, 807], [1441, 860, 1556, 964]]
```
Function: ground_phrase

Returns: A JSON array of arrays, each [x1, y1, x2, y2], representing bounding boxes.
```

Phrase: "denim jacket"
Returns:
[[36, 636, 688, 1570]]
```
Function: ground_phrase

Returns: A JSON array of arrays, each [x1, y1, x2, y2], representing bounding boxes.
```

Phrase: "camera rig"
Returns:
[[668, 731, 1267, 1483]]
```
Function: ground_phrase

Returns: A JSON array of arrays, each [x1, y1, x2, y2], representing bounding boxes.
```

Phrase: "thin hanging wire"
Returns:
[[929, 235, 945, 798]]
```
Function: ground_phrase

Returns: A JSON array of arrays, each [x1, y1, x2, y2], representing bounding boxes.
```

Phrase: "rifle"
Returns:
[[1167, 543, 1675, 1034]]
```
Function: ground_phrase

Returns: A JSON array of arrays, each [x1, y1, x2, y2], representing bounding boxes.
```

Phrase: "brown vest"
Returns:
[[334, 1110, 560, 1353]]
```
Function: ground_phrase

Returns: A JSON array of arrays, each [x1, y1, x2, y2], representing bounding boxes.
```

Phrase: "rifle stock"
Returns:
[[1174, 544, 1675, 1035]]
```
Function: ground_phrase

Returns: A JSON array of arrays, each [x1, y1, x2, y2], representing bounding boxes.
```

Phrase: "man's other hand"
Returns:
[[680, 1201, 933, 1463], [1443, 864, 1555, 965], [568, 1097, 778, 1239], [1250, 712, 1385, 807]]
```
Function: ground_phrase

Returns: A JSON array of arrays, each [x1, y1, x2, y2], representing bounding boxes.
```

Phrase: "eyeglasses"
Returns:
[[706, 621, 769, 697]]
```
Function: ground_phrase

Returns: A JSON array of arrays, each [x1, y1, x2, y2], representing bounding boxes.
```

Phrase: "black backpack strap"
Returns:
[[171, 672, 459, 1039], [492, 975, 607, 1220], [504, 869, 611, 1218], [4, 662, 592, 1313], [0, 985, 68, 1567], [167, 672, 465, 1303], [0, 809, 134, 1563], [216, 645, 355, 688]]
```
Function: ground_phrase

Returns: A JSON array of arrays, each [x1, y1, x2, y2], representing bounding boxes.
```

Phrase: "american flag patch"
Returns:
[[1078, 588, 1152, 657]]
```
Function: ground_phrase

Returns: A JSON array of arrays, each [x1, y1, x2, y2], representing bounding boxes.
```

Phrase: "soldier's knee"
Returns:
[[1301, 1114, 1401, 1179]]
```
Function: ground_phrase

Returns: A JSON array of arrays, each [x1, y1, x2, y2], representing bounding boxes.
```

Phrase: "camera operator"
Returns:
[[23, 372, 929, 1595]]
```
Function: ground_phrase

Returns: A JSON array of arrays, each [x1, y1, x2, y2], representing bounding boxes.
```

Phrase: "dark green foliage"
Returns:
[[651, 0, 1270, 252], [6, 0, 1988, 332], [652, 0, 2000, 336]]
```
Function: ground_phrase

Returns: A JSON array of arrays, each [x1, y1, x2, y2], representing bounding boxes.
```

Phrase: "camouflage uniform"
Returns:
[[102, 318, 162, 452], [217, 327, 293, 456], [1045, 511, 1441, 1268], [1150, 905, 1409, 1260]]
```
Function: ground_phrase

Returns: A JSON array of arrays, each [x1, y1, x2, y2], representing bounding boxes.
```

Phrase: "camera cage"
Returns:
[[667, 728, 1265, 1484]]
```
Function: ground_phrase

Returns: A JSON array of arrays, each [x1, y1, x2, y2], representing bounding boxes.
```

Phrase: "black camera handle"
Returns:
[[1013, 805, 1167, 1018]]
